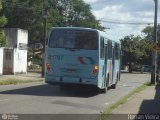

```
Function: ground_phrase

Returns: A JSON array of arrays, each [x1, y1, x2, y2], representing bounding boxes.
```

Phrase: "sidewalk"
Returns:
[[0, 72, 44, 81], [107, 84, 160, 120]]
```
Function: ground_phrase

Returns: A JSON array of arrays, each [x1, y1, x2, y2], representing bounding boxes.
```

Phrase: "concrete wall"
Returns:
[[3, 28, 28, 48], [4, 28, 18, 48], [15, 29, 28, 73], [0, 28, 28, 75], [13, 49, 27, 74], [17, 29, 28, 45], [0, 48, 4, 75]]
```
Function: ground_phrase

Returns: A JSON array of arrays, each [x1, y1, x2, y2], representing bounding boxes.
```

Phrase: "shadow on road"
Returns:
[[0, 84, 99, 98], [137, 84, 160, 114]]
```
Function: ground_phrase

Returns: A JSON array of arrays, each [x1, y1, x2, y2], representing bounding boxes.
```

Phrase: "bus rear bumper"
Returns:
[[45, 76, 97, 86]]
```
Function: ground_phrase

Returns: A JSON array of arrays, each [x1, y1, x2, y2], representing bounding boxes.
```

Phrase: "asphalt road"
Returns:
[[0, 73, 150, 116]]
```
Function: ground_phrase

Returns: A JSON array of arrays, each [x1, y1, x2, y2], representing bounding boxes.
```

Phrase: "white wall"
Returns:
[[13, 49, 27, 74], [14, 29, 28, 73], [0, 48, 4, 75], [1, 28, 28, 74], [17, 29, 28, 45]]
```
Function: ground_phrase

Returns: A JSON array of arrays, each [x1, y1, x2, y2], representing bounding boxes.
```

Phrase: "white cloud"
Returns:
[[84, 0, 160, 39], [93, 5, 133, 22], [83, 0, 98, 4]]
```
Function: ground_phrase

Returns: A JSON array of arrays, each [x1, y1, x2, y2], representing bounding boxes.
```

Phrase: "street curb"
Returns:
[[98, 82, 150, 120]]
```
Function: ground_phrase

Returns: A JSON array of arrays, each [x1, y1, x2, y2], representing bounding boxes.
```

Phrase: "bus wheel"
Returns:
[[111, 74, 118, 89], [100, 78, 109, 93]]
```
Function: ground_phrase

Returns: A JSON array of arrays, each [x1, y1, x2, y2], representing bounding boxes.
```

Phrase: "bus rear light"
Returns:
[[94, 65, 98, 70], [93, 65, 98, 76], [46, 63, 51, 72]]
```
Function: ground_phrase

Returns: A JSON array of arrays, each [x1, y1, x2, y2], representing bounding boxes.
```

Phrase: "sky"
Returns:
[[83, 0, 160, 40]]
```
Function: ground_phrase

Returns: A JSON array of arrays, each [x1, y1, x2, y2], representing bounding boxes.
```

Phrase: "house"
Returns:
[[0, 28, 28, 75]]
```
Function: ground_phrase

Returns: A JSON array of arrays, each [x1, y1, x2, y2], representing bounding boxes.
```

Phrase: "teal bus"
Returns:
[[45, 27, 121, 93]]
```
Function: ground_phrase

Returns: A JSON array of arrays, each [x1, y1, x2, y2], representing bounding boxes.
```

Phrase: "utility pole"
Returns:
[[41, 7, 48, 77], [151, 0, 158, 84]]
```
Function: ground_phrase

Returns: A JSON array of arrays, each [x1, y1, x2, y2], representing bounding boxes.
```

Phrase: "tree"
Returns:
[[121, 35, 149, 72], [142, 24, 160, 80], [2, 0, 104, 44], [0, 0, 7, 46], [142, 24, 160, 42], [142, 25, 160, 62]]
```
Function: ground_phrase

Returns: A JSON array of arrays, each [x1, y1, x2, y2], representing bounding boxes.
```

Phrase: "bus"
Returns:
[[45, 27, 121, 93]]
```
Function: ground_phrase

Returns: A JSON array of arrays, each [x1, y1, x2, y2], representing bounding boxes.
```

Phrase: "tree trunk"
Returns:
[[129, 62, 132, 73]]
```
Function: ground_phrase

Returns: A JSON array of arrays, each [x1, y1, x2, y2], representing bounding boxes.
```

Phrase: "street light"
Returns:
[[151, 0, 158, 84]]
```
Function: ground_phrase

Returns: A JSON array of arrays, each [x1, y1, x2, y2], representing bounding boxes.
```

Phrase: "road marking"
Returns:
[[105, 102, 109, 105], [0, 99, 10, 102]]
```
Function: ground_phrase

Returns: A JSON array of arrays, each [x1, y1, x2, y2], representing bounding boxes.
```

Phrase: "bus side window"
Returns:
[[115, 43, 120, 60], [100, 37, 104, 59], [108, 40, 112, 59]]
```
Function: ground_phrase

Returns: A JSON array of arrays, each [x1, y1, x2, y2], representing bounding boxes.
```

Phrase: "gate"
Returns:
[[3, 48, 14, 74]]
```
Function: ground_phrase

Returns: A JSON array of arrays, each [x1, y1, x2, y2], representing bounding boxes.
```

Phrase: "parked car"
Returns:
[[141, 65, 151, 72]]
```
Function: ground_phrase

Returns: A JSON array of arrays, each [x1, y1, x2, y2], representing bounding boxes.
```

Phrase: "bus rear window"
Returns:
[[49, 29, 98, 50]]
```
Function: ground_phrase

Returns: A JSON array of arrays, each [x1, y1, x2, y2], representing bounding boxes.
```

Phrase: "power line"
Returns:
[[100, 19, 160, 25]]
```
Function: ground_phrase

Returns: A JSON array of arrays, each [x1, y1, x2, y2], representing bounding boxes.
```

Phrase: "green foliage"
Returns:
[[121, 24, 160, 72], [142, 24, 160, 42], [121, 35, 150, 72], [142, 25, 160, 53], [0, 30, 7, 46], [0, 16, 7, 26], [142, 24, 160, 70], [0, 0, 7, 46], [28, 48, 42, 62], [2, 0, 104, 44]]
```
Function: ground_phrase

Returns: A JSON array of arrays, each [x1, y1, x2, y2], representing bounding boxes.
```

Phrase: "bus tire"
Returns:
[[111, 74, 118, 89], [100, 87, 106, 93], [100, 75, 109, 93]]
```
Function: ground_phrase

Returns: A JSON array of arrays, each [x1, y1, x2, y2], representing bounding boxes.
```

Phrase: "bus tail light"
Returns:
[[46, 63, 51, 72], [93, 65, 98, 76]]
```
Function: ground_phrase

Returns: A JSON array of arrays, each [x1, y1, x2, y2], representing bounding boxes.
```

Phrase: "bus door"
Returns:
[[112, 43, 116, 83], [104, 43, 108, 83], [113, 43, 121, 82], [108, 41, 113, 85], [101, 37, 108, 87]]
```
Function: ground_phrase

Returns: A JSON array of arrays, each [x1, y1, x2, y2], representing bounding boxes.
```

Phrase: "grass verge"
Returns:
[[98, 82, 151, 120], [0, 79, 43, 85]]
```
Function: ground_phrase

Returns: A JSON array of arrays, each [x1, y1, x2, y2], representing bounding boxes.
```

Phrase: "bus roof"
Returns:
[[51, 27, 120, 44], [51, 27, 98, 32]]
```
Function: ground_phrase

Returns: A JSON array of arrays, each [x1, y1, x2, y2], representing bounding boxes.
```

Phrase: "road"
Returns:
[[0, 73, 150, 119]]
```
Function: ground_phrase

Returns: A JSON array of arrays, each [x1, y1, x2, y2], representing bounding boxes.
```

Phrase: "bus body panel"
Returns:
[[45, 27, 100, 87], [112, 60, 120, 84], [45, 48, 99, 86], [45, 27, 121, 90]]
